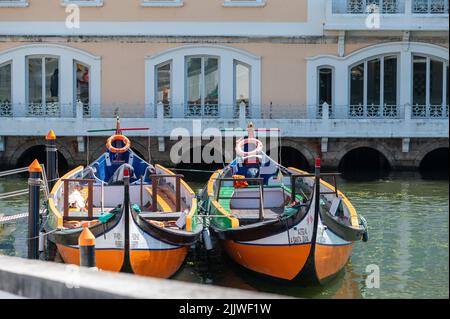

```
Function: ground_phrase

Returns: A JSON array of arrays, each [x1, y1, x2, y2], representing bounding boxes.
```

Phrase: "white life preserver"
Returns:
[[235, 138, 263, 158]]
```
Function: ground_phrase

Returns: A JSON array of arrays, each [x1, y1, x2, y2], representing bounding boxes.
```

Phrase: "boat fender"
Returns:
[[202, 228, 213, 251], [359, 215, 369, 242]]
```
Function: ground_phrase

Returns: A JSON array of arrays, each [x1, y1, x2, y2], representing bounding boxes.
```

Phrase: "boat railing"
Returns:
[[290, 173, 341, 200], [214, 177, 265, 222], [62, 178, 95, 220]]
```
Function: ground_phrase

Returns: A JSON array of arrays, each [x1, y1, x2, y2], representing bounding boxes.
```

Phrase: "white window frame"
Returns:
[[145, 45, 261, 119], [61, 0, 103, 7], [234, 60, 252, 116], [141, 0, 183, 7], [0, 44, 101, 117], [411, 54, 448, 117], [223, 0, 266, 7], [0, 0, 28, 8], [305, 42, 449, 119]]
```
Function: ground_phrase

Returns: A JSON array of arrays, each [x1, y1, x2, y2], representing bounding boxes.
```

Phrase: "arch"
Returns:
[[419, 147, 449, 179], [339, 146, 392, 179], [266, 139, 316, 170], [336, 141, 395, 168], [306, 42, 449, 118], [145, 44, 261, 118], [15, 145, 69, 174], [0, 44, 101, 116], [414, 140, 450, 167]]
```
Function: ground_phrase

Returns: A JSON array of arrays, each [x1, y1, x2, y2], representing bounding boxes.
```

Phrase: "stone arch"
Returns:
[[413, 140, 450, 167], [336, 141, 395, 170], [268, 139, 317, 170]]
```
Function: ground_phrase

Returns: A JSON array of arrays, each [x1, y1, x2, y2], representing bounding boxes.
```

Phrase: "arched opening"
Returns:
[[419, 148, 449, 180], [339, 147, 391, 180], [16, 145, 69, 175], [271, 146, 310, 172]]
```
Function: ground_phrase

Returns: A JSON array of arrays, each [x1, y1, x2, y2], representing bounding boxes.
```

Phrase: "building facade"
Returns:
[[0, 0, 448, 171]]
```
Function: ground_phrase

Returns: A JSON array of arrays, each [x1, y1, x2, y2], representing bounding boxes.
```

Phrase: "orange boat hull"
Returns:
[[314, 243, 353, 282], [223, 240, 312, 281], [57, 244, 188, 278]]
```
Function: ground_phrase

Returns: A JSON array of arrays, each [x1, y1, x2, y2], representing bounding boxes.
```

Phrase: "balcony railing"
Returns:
[[332, 0, 406, 14], [332, 0, 448, 14], [413, 0, 449, 14], [0, 102, 448, 120]]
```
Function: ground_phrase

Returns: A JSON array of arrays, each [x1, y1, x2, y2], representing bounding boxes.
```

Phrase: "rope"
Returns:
[[0, 189, 29, 200], [0, 167, 28, 178], [167, 168, 216, 174]]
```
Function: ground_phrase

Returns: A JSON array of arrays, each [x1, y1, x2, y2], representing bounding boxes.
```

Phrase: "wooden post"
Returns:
[[63, 179, 69, 218], [28, 159, 42, 260], [140, 176, 143, 208], [291, 175, 296, 202], [175, 176, 181, 212], [87, 180, 93, 219], [151, 176, 158, 212]]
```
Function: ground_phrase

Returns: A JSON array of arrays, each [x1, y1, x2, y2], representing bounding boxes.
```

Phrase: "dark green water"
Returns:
[[1, 172, 448, 299]]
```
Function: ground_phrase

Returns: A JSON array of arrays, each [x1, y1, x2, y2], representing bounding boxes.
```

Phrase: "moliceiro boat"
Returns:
[[203, 123, 368, 284], [44, 118, 202, 278]]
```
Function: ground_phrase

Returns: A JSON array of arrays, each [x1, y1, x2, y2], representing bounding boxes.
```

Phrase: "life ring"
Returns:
[[106, 134, 131, 154], [236, 138, 263, 158]]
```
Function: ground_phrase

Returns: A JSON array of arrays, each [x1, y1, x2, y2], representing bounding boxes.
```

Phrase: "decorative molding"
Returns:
[[61, 0, 103, 7], [223, 0, 266, 8]]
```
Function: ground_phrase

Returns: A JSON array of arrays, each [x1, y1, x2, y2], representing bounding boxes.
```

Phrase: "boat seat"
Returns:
[[144, 186, 176, 212], [140, 212, 182, 221]]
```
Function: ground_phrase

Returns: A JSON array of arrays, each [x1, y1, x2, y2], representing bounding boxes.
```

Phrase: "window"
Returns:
[[75, 61, 90, 116], [186, 56, 219, 117], [332, 0, 404, 14], [0, 62, 11, 117], [0, 0, 28, 7], [62, 0, 103, 7], [223, 0, 266, 7], [142, 0, 183, 7], [317, 68, 333, 118], [349, 56, 398, 117], [235, 61, 251, 117], [156, 62, 172, 117], [27, 56, 60, 116], [412, 55, 448, 117]]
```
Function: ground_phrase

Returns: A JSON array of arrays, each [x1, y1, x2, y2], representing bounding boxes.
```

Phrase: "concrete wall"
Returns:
[[1, 135, 447, 171], [0, 255, 285, 299]]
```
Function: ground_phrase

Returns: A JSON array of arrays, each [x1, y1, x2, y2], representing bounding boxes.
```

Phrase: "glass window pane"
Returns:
[[430, 59, 443, 105], [76, 62, 90, 115], [204, 57, 219, 107], [318, 68, 333, 105], [350, 63, 364, 105], [187, 57, 202, 108], [235, 62, 250, 107], [0, 63, 11, 103], [384, 56, 397, 105], [28, 58, 42, 104], [45, 57, 59, 104], [413, 55, 427, 106], [156, 63, 171, 105], [367, 58, 381, 106]]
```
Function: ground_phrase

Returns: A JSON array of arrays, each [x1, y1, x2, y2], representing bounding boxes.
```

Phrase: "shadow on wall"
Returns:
[[419, 148, 449, 180], [16, 145, 68, 175], [339, 147, 391, 181]]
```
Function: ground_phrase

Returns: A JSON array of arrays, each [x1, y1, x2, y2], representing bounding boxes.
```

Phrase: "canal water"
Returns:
[[0, 172, 448, 299]]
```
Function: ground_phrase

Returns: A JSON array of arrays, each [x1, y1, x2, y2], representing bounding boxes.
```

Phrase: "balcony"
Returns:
[[0, 102, 447, 139], [326, 0, 449, 31]]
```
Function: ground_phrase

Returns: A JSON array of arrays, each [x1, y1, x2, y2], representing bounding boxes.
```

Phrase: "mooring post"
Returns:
[[79, 224, 96, 268], [45, 130, 57, 191], [28, 159, 42, 260], [314, 158, 321, 217]]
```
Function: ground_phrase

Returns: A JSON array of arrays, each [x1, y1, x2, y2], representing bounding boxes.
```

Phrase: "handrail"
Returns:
[[62, 178, 95, 220], [0, 167, 28, 178]]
